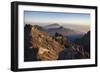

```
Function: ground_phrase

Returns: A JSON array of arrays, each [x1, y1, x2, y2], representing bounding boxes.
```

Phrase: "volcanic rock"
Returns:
[[30, 25, 64, 61]]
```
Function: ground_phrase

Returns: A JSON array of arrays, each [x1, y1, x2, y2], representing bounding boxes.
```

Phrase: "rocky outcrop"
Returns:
[[53, 32, 90, 59], [24, 24, 38, 61], [24, 24, 90, 61], [30, 25, 64, 61], [75, 31, 90, 55]]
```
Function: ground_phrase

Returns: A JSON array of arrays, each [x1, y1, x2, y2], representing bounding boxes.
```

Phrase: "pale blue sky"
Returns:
[[24, 11, 90, 26]]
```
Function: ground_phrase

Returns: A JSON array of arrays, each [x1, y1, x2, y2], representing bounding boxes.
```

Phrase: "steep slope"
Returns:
[[24, 24, 90, 61], [30, 25, 64, 61], [24, 24, 38, 61], [75, 31, 90, 53], [53, 32, 90, 59]]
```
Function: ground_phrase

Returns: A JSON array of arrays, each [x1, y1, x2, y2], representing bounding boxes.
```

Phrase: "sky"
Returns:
[[24, 11, 90, 26], [24, 11, 90, 33]]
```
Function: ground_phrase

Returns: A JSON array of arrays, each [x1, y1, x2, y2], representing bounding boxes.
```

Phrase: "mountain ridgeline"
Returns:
[[24, 24, 90, 61], [44, 23, 84, 42], [75, 31, 90, 53]]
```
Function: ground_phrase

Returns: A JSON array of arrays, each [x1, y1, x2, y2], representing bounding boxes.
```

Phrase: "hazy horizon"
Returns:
[[24, 11, 90, 33]]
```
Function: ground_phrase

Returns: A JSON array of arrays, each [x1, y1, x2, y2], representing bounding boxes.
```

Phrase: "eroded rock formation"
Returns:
[[30, 25, 64, 61], [24, 24, 90, 61]]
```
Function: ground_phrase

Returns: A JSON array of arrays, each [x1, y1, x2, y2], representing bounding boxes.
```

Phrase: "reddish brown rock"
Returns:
[[30, 25, 64, 61]]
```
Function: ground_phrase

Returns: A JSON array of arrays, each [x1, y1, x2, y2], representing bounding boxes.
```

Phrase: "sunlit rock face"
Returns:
[[24, 24, 90, 61], [30, 25, 64, 61]]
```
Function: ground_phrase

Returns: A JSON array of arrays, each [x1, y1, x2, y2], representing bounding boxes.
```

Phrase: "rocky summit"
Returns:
[[30, 25, 64, 61], [24, 24, 90, 61]]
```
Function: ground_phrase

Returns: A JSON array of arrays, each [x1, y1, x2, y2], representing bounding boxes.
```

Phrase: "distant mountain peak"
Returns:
[[44, 23, 61, 29], [51, 23, 60, 26]]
